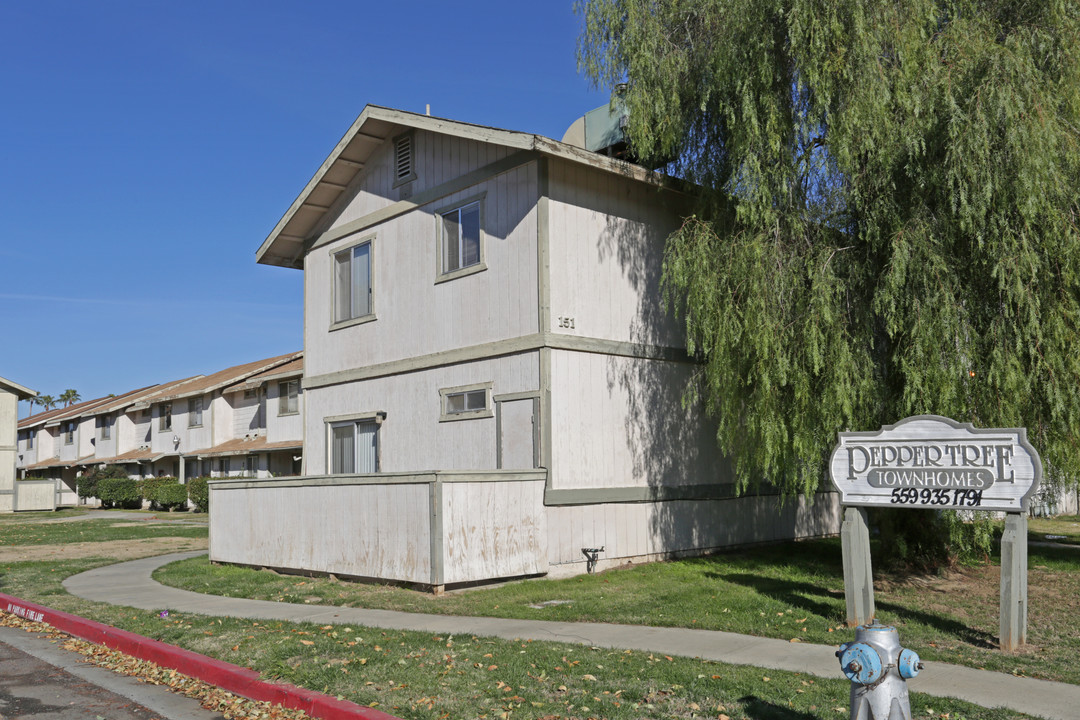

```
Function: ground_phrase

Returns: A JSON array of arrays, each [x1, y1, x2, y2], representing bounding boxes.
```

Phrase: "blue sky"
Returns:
[[1, 1, 604, 417]]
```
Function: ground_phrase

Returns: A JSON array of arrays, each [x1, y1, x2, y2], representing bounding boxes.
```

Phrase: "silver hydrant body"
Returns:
[[836, 623, 922, 720]]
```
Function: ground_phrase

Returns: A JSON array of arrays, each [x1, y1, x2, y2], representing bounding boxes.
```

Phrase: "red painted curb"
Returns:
[[0, 593, 401, 720]]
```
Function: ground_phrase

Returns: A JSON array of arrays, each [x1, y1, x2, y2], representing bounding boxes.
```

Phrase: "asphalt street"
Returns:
[[0, 626, 224, 720]]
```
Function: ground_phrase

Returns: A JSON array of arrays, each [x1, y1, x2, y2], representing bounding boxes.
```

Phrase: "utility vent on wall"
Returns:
[[394, 134, 413, 182]]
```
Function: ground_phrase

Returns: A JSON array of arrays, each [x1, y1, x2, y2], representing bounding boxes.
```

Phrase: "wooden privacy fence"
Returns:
[[209, 470, 547, 592]]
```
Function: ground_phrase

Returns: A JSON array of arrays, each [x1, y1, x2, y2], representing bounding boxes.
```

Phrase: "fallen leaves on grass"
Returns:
[[0, 610, 313, 720]]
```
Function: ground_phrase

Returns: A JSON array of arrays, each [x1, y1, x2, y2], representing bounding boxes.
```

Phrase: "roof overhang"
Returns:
[[0, 376, 36, 400], [257, 104, 676, 270]]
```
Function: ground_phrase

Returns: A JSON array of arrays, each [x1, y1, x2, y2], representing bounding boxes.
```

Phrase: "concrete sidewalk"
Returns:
[[66, 552, 1072, 720]]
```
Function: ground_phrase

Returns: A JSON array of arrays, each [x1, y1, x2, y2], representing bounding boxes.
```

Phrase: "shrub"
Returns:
[[98, 478, 141, 509], [78, 464, 129, 500], [154, 482, 189, 511], [187, 477, 209, 513]]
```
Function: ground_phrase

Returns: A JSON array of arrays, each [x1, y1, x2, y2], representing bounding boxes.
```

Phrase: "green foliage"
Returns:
[[187, 476, 210, 513], [578, 0, 1080, 498], [874, 508, 992, 570], [140, 477, 187, 511], [97, 478, 142, 509], [77, 464, 130, 499]]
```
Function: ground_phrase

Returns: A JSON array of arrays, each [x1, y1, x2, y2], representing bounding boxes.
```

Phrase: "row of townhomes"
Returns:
[[206, 103, 844, 591], [14, 353, 303, 509]]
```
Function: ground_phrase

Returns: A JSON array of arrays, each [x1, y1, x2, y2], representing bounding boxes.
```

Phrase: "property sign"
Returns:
[[829, 415, 1041, 512]]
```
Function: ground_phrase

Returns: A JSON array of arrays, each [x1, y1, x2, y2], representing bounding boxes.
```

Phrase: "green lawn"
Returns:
[[0, 518, 208, 545], [155, 523, 1080, 686], [0, 514, 1059, 719]]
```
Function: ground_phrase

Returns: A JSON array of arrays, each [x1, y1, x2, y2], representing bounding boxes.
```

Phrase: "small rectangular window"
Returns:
[[64, 422, 75, 444], [334, 240, 373, 324], [439, 382, 493, 421], [159, 403, 172, 432], [278, 380, 299, 415], [440, 201, 482, 275], [189, 397, 203, 427], [27, 429, 34, 450]]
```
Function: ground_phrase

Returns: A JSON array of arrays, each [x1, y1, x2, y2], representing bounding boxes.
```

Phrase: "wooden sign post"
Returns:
[[829, 415, 1042, 651]]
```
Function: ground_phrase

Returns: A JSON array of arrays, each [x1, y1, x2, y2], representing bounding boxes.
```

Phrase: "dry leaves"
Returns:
[[0, 610, 313, 720]]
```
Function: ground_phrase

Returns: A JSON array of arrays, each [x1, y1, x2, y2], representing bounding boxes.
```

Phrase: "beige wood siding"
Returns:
[[545, 493, 842, 571], [306, 163, 539, 379], [210, 480, 433, 583], [209, 472, 546, 586], [305, 353, 539, 476], [547, 160, 686, 346], [549, 349, 723, 491], [441, 477, 546, 584], [327, 131, 518, 233]]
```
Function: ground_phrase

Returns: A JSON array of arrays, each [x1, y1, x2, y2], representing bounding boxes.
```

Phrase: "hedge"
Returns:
[[77, 464, 129, 499], [154, 482, 189, 511], [98, 478, 141, 509], [187, 477, 209, 513]]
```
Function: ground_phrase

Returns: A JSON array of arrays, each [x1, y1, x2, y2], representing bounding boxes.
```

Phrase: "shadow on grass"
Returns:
[[719, 573, 996, 649], [740, 695, 820, 719]]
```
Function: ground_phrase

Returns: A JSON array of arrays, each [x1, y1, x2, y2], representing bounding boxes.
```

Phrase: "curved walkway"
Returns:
[[66, 552, 1076, 720]]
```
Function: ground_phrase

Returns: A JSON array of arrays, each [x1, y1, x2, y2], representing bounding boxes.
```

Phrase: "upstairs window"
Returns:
[[97, 414, 113, 440], [27, 429, 34, 449], [189, 396, 203, 427], [63, 421, 75, 444], [333, 239, 373, 324], [278, 380, 299, 415], [159, 402, 172, 432], [439, 200, 482, 276]]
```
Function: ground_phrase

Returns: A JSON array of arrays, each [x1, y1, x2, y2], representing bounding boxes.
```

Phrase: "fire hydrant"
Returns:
[[836, 623, 923, 720]]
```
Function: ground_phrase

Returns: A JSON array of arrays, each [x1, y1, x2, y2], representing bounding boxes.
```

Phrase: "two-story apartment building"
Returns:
[[1, 375, 38, 512], [16, 353, 303, 505], [208, 105, 841, 589]]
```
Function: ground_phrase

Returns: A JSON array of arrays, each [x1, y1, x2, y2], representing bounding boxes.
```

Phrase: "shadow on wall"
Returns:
[[595, 192, 796, 556]]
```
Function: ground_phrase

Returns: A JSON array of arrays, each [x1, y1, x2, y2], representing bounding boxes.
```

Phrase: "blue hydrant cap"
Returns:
[[898, 647, 922, 679], [838, 642, 884, 685]]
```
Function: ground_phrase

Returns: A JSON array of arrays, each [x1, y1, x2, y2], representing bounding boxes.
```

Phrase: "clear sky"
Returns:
[[1, 1, 604, 417]]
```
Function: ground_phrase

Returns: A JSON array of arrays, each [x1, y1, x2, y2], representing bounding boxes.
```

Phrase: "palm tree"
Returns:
[[60, 389, 80, 406], [37, 394, 56, 412]]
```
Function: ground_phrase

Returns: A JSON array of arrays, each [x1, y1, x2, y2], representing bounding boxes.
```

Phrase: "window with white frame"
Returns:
[[329, 418, 379, 474], [159, 402, 172, 431], [439, 382, 493, 421], [278, 380, 299, 415], [333, 239, 373, 324], [438, 199, 483, 277], [63, 421, 75, 444], [188, 396, 203, 427]]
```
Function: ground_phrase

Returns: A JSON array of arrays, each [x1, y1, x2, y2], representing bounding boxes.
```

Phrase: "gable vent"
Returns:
[[394, 135, 413, 181]]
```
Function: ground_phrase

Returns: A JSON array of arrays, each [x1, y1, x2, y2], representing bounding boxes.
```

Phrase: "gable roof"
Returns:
[[257, 104, 671, 270], [130, 352, 302, 407], [19, 395, 118, 430], [224, 355, 303, 394], [0, 375, 35, 400]]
